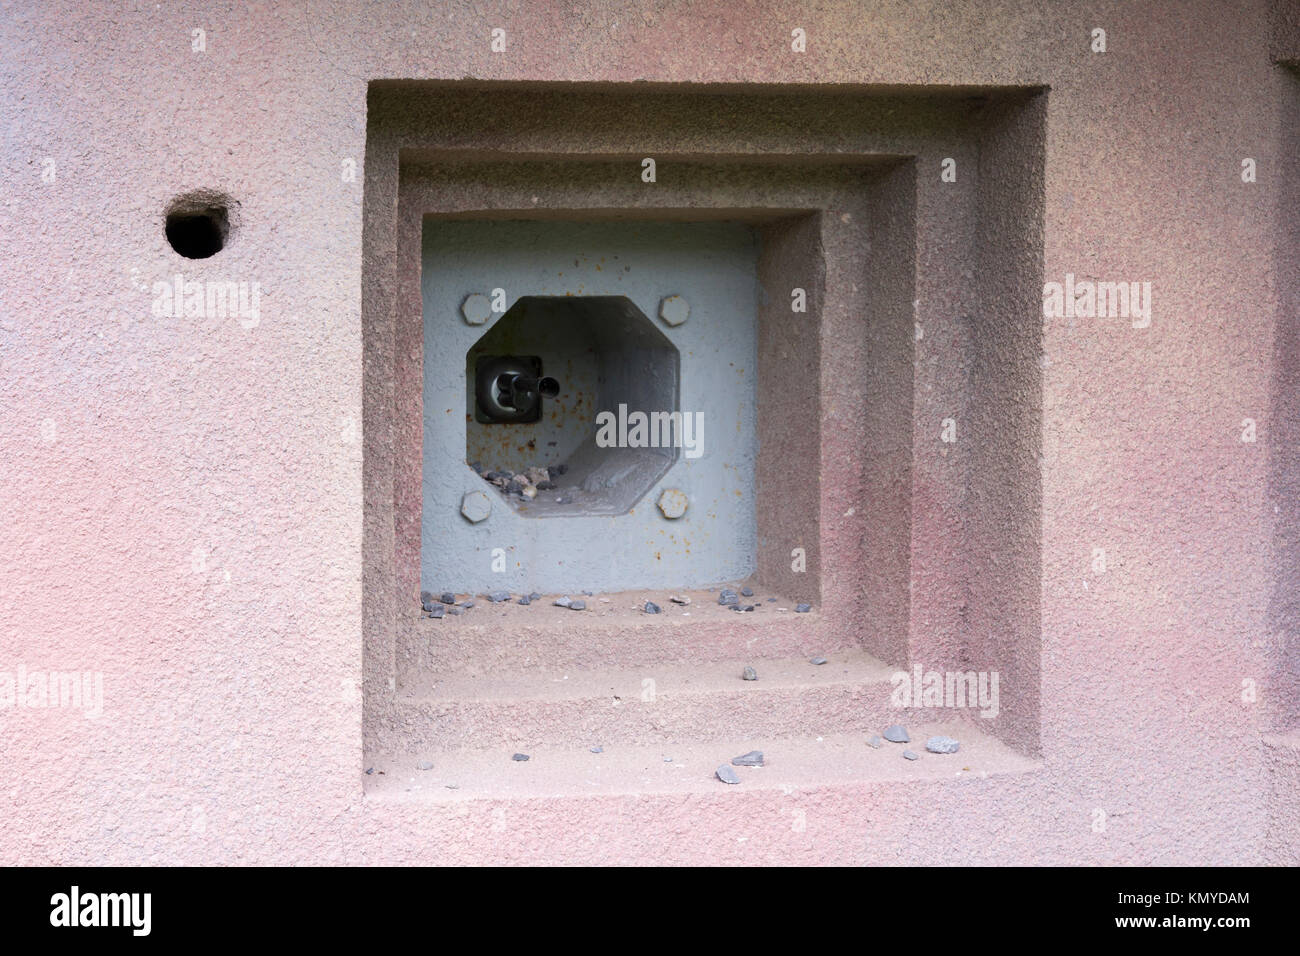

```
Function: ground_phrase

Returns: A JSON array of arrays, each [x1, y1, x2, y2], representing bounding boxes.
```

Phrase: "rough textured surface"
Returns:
[[0, 0, 1295, 866]]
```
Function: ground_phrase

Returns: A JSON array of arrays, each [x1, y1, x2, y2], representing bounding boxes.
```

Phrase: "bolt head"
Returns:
[[658, 294, 689, 327], [656, 488, 688, 519], [461, 490, 492, 523], [461, 293, 493, 326]]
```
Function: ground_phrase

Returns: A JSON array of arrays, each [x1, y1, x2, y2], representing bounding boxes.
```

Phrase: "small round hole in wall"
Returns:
[[164, 191, 234, 259]]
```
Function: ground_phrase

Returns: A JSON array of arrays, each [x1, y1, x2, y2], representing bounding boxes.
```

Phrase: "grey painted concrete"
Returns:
[[422, 220, 759, 594]]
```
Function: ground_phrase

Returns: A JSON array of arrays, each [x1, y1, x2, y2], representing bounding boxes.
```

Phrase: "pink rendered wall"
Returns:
[[1, 0, 1297, 864]]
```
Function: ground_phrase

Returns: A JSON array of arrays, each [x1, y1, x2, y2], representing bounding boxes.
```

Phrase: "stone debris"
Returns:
[[883, 724, 910, 743], [810, 656, 828, 665], [741, 587, 754, 597], [867, 735, 883, 749], [795, 603, 812, 613], [903, 750, 919, 761], [670, 595, 691, 605], [529, 592, 541, 601], [926, 736, 961, 754], [512, 753, 530, 762], [730, 604, 755, 612], [742, 666, 758, 681], [553, 596, 573, 608], [569, 600, 587, 611], [440, 592, 456, 605], [428, 605, 445, 619], [767, 597, 777, 602], [715, 765, 741, 785], [421, 598, 437, 612], [717, 589, 739, 606], [478, 464, 571, 505], [731, 750, 764, 767], [487, 590, 510, 603], [644, 601, 661, 614], [446, 606, 462, 615], [589, 746, 604, 754], [517, 596, 531, 605], [460, 600, 475, 609]]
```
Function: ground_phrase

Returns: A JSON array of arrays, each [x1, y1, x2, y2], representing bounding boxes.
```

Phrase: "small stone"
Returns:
[[717, 589, 739, 606], [521, 485, 538, 500], [421, 599, 436, 612], [903, 750, 919, 761], [517, 596, 531, 605], [554, 463, 568, 476], [926, 735, 960, 754], [569, 600, 587, 611], [446, 606, 462, 615], [644, 601, 661, 614], [428, 605, 445, 619], [810, 656, 828, 665], [731, 750, 764, 767], [512, 753, 530, 762], [420, 590, 433, 604], [670, 594, 691, 605], [867, 736, 883, 749], [795, 603, 812, 613], [883, 724, 910, 743], [590, 746, 604, 754], [505, 477, 526, 496], [417, 760, 433, 770], [487, 590, 510, 603], [365, 767, 374, 775], [553, 596, 573, 608], [537, 480, 556, 490], [529, 592, 541, 601], [742, 666, 758, 681], [715, 765, 741, 784], [767, 597, 776, 602], [460, 600, 475, 609], [440, 592, 456, 605], [741, 587, 754, 597]]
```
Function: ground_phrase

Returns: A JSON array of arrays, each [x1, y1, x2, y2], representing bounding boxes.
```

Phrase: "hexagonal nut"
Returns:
[[460, 490, 492, 523], [658, 294, 689, 327], [460, 293, 493, 326], [656, 488, 689, 519]]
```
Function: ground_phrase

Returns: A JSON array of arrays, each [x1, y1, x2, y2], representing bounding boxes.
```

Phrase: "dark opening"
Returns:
[[164, 195, 230, 259]]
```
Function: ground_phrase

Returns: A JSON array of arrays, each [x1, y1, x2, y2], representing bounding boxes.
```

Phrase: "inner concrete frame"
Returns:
[[363, 83, 1047, 760]]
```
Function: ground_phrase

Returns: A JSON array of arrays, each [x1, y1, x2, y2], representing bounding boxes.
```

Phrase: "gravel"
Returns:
[[428, 605, 445, 619], [926, 735, 961, 754], [517, 596, 531, 605], [715, 765, 741, 784], [717, 589, 739, 606], [810, 656, 828, 665], [569, 600, 587, 611], [511, 753, 530, 762], [440, 592, 456, 605], [644, 602, 661, 614], [487, 590, 510, 603], [795, 603, 812, 613], [553, 596, 573, 608], [742, 666, 758, 681], [903, 750, 919, 761], [741, 587, 754, 597], [589, 746, 604, 754], [883, 724, 910, 743], [731, 750, 764, 767]]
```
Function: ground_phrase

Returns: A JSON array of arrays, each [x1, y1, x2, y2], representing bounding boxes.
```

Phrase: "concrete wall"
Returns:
[[1, 0, 1296, 865]]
